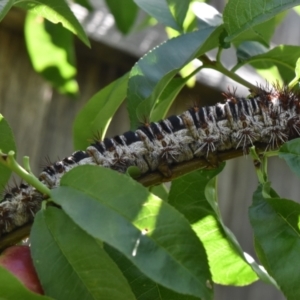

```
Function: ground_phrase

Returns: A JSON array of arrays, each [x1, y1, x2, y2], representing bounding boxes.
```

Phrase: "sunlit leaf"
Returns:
[[205, 176, 277, 286], [134, 0, 188, 31], [166, 0, 190, 30], [149, 184, 169, 202], [25, 13, 78, 96], [169, 167, 262, 286], [234, 44, 300, 83], [51, 165, 213, 299], [192, 2, 223, 29], [16, 0, 90, 47], [294, 5, 300, 15], [290, 57, 300, 87]]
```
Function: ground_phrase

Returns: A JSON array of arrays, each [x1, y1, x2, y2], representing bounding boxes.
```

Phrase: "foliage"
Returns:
[[1, 0, 300, 299]]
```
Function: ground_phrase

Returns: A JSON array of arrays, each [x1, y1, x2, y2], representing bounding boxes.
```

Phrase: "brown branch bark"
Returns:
[[0, 144, 269, 251]]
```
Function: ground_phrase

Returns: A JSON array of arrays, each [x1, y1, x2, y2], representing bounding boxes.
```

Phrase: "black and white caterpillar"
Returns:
[[1, 86, 300, 236]]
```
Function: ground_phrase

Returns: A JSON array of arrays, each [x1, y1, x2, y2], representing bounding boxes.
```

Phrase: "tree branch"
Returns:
[[0, 143, 271, 251]]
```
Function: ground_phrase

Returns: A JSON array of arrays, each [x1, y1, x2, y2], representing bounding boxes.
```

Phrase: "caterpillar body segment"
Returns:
[[1, 87, 300, 236]]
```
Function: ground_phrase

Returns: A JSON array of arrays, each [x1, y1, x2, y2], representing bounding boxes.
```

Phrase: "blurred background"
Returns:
[[1, 1, 300, 299]]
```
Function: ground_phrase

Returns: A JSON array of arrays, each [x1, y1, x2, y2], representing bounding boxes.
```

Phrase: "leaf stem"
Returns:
[[264, 150, 279, 158], [249, 146, 268, 184], [0, 150, 50, 196], [216, 47, 223, 63], [288, 76, 299, 89], [200, 55, 257, 90], [189, 65, 204, 77]]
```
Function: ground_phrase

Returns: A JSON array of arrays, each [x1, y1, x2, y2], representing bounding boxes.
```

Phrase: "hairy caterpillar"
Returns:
[[1, 85, 300, 237]]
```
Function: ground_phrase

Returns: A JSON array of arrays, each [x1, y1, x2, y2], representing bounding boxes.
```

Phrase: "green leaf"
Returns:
[[151, 75, 196, 122], [279, 138, 300, 178], [126, 166, 142, 179], [191, 2, 223, 29], [253, 237, 272, 276], [25, 13, 78, 96], [16, 0, 90, 47], [260, 182, 281, 199], [149, 78, 183, 122], [51, 165, 212, 299], [0, 0, 14, 21], [223, 0, 300, 43], [235, 42, 279, 81], [104, 244, 201, 300], [294, 57, 300, 80], [149, 184, 169, 202], [289, 57, 300, 89], [166, 0, 190, 30], [127, 25, 223, 129], [104, 0, 138, 34], [205, 176, 277, 286], [74, 0, 93, 11], [134, 0, 187, 31], [168, 167, 260, 286], [0, 114, 16, 196], [249, 184, 300, 299], [234, 44, 300, 83], [236, 41, 268, 62], [294, 5, 300, 15], [30, 207, 136, 300], [0, 266, 53, 300], [73, 73, 128, 150], [231, 12, 286, 47]]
